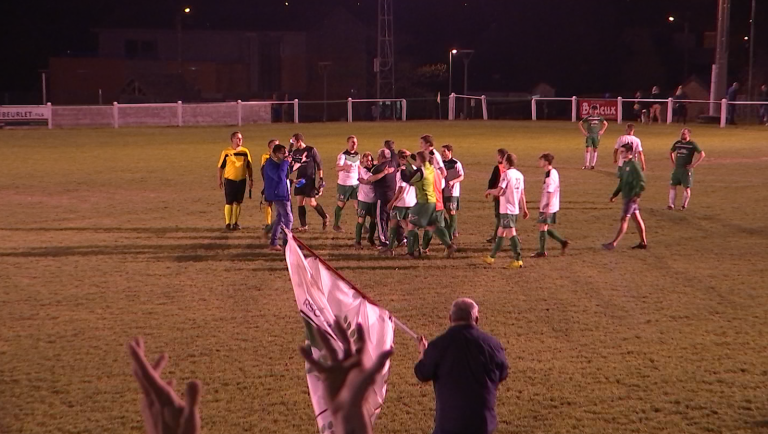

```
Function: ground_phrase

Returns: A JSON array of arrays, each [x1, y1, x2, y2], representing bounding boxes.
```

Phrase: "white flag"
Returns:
[[285, 232, 395, 434]]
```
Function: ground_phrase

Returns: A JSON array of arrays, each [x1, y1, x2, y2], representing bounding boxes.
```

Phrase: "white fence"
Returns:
[[1, 96, 762, 129]]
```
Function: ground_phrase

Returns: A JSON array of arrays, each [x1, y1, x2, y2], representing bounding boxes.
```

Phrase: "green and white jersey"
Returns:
[[671, 140, 702, 168], [336, 149, 360, 186], [395, 168, 417, 207], [581, 115, 605, 135], [443, 158, 464, 197], [498, 168, 525, 215]]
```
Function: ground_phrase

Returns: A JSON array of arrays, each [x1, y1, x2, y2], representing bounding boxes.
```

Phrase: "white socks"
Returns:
[[669, 189, 676, 207], [584, 149, 591, 167], [590, 150, 598, 167], [682, 191, 691, 208]]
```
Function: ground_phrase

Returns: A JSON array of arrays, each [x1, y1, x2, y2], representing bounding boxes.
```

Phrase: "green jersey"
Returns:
[[581, 115, 605, 135], [671, 140, 702, 168], [612, 160, 645, 200]]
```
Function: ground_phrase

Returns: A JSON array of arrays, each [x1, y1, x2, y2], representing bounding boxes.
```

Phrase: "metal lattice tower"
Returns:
[[376, 0, 395, 99]]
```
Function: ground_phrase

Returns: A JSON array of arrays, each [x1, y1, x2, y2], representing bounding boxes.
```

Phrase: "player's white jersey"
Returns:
[[395, 169, 417, 207], [540, 168, 560, 213], [443, 158, 464, 197], [358, 167, 376, 203], [615, 135, 643, 166], [498, 168, 525, 215], [336, 150, 360, 186]]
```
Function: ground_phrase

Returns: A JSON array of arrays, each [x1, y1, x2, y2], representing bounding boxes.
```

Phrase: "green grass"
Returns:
[[1, 121, 767, 434]]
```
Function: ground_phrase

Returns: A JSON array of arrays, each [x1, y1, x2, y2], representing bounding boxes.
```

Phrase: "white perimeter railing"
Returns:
[[1, 96, 762, 129], [530, 96, 766, 128]]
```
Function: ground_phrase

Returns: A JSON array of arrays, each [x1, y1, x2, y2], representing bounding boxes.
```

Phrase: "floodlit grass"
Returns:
[[1, 121, 767, 434]]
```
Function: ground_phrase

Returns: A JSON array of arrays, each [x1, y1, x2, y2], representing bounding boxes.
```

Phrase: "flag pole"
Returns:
[[289, 231, 420, 341]]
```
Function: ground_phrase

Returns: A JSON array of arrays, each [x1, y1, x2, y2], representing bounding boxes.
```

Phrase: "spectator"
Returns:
[[726, 82, 739, 125], [672, 86, 689, 124], [415, 298, 509, 434], [650, 86, 663, 124], [759, 84, 768, 125]]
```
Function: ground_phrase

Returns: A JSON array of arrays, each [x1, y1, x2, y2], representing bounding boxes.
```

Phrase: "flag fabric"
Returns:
[[284, 231, 395, 434]]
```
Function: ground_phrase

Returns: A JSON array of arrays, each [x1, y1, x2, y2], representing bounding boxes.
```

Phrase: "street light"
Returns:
[[668, 16, 675, 22], [668, 14, 690, 81], [449, 49, 457, 95], [176, 7, 191, 68]]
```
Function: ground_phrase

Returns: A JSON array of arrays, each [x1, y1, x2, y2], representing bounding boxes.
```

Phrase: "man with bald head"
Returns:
[[414, 299, 509, 434]]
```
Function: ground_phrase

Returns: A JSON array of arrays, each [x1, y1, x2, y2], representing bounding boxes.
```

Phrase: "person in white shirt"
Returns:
[[441, 144, 465, 240], [531, 153, 570, 258], [483, 153, 529, 269], [354, 152, 378, 249], [419, 134, 447, 178], [379, 150, 418, 256], [333, 135, 361, 232], [613, 123, 646, 177]]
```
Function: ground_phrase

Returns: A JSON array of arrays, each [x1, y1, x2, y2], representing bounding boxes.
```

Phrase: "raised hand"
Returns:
[[299, 320, 393, 434], [127, 337, 202, 434]]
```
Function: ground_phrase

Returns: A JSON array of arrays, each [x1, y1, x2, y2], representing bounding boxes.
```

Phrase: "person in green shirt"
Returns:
[[399, 151, 458, 259], [579, 105, 608, 170], [668, 128, 706, 210], [603, 143, 648, 250]]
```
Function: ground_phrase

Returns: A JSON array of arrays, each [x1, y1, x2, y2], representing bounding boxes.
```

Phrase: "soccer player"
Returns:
[[603, 143, 647, 250], [668, 128, 705, 210], [264, 144, 293, 250], [333, 135, 360, 232], [441, 144, 464, 240], [260, 139, 278, 236], [289, 133, 329, 232], [579, 105, 608, 169], [419, 134, 447, 178], [532, 153, 569, 258], [485, 149, 507, 243], [354, 152, 379, 249], [399, 151, 457, 259], [217, 131, 254, 230], [483, 153, 529, 268], [613, 123, 645, 178], [379, 150, 417, 256]]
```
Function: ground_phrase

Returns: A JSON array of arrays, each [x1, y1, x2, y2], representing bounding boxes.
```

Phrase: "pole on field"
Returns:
[[347, 98, 353, 123], [571, 96, 578, 122], [46, 102, 52, 129], [237, 100, 242, 126], [709, 0, 731, 115], [41, 72, 47, 104], [531, 98, 537, 121], [177, 101, 183, 127], [481, 95, 487, 120], [293, 99, 299, 123], [667, 98, 673, 124], [617, 97, 623, 124], [748, 0, 756, 103], [720, 98, 728, 128], [449, 93, 456, 120], [113, 102, 119, 128], [401, 99, 407, 121]]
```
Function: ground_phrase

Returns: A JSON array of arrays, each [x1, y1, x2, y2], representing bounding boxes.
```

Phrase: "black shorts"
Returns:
[[224, 178, 247, 204], [294, 177, 317, 198]]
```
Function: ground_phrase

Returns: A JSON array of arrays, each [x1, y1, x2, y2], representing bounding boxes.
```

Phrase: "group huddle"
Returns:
[[216, 117, 706, 265]]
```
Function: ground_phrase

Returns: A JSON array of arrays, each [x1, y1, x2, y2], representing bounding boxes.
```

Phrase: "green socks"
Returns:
[[434, 227, 452, 247], [407, 230, 419, 255], [355, 222, 364, 244], [422, 230, 433, 250], [388, 226, 398, 248], [510, 236, 522, 261], [547, 229, 565, 244], [449, 214, 457, 237], [490, 237, 504, 258], [334, 205, 343, 226], [539, 231, 547, 253]]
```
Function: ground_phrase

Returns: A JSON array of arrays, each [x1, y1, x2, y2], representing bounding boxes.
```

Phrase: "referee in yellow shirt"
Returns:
[[260, 139, 279, 235], [217, 131, 254, 230]]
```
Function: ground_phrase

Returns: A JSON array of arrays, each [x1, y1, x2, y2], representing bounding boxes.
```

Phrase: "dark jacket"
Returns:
[[415, 324, 509, 434], [613, 160, 645, 200], [264, 158, 290, 202]]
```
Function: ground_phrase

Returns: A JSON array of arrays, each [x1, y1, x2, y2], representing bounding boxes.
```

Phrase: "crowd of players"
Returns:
[[216, 107, 706, 266]]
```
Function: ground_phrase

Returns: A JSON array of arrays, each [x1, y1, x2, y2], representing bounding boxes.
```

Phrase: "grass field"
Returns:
[[1, 121, 768, 434]]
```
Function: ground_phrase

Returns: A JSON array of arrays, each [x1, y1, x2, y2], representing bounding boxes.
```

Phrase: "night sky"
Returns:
[[1, 0, 765, 98]]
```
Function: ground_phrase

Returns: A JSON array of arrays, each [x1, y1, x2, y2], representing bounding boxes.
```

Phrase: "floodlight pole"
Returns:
[[709, 0, 730, 115], [461, 50, 474, 119], [448, 49, 457, 95], [748, 0, 756, 101]]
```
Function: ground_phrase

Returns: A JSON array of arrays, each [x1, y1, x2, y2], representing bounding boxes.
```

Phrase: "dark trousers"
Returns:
[[376, 194, 403, 247]]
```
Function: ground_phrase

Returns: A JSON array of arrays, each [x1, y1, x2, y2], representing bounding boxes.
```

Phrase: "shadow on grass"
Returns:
[[0, 226, 230, 235]]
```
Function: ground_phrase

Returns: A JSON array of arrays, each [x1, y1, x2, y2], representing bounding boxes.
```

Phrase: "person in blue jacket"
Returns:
[[264, 143, 293, 250]]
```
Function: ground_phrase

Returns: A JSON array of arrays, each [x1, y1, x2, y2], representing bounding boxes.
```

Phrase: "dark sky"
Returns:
[[1, 0, 764, 96]]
